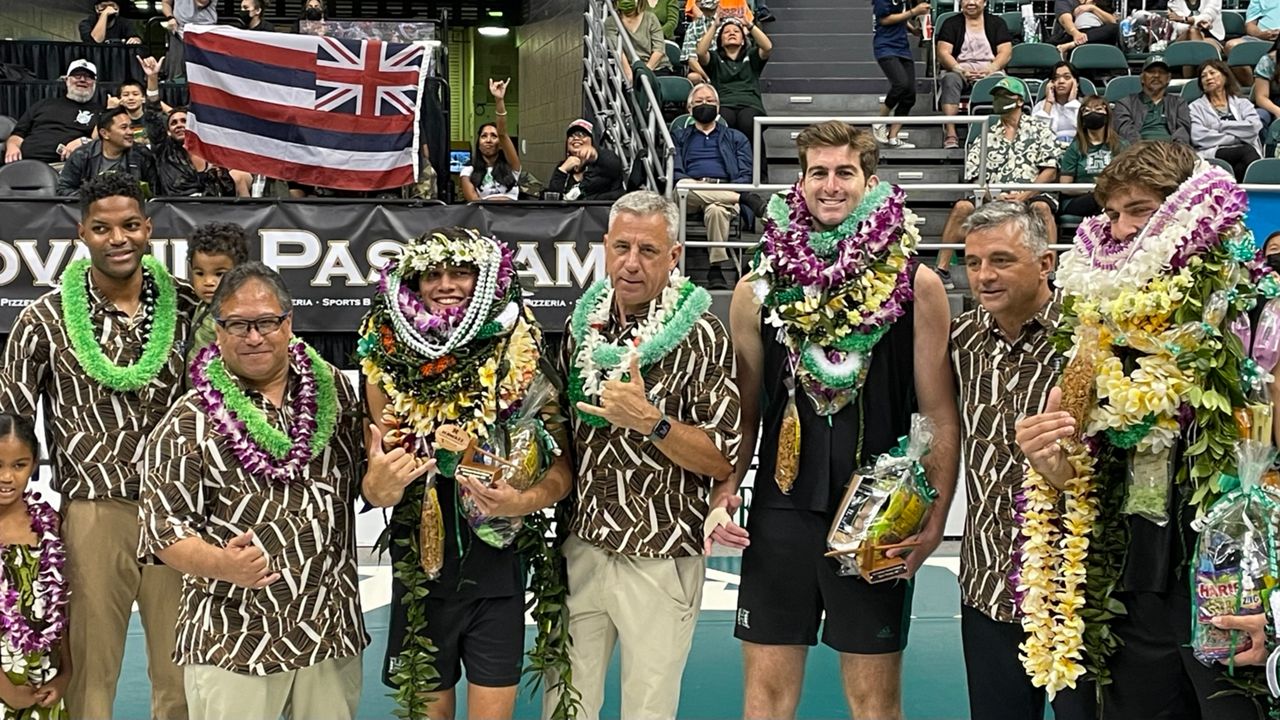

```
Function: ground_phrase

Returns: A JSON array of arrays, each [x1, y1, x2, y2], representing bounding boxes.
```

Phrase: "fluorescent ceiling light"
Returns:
[[478, 26, 509, 37], [487, 10, 504, 17]]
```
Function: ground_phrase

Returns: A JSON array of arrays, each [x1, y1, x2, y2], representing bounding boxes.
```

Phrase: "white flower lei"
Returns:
[[576, 278, 684, 397]]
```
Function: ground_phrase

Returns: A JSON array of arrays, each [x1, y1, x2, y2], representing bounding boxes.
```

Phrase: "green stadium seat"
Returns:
[[1228, 40, 1270, 69], [1008, 42, 1063, 75], [968, 75, 1006, 112], [1069, 44, 1130, 77], [1244, 158, 1280, 183], [1105, 75, 1143, 101], [1000, 11, 1024, 42], [1162, 40, 1221, 71], [1181, 79, 1203, 102], [1223, 10, 1246, 39]]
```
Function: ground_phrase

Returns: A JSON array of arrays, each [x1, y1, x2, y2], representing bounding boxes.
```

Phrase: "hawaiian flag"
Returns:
[[181, 25, 429, 191]]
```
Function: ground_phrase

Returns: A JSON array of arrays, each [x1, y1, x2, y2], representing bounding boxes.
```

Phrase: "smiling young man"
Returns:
[[551, 190, 740, 719], [721, 120, 959, 720], [0, 173, 199, 719], [56, 106, 160, 197]]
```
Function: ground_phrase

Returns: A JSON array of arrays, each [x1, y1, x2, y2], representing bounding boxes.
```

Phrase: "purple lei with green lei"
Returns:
[[0, 494, 68, 655], [189, 340, 339, 483]]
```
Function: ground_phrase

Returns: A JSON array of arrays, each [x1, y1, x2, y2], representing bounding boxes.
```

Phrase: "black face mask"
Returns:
[[303, 8, 323, 20], [1082, 113, 1108, 130], [236, 10, 252, 24], [691, 104, 718, 124], [1268, 253, 1280, 274]]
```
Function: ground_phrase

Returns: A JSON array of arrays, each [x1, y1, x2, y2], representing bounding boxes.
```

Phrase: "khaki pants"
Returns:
[[184, 654, 363, 720], [64, 497, 187, 719], [681, 184, 739, 264], [543, 536, 704, 720]]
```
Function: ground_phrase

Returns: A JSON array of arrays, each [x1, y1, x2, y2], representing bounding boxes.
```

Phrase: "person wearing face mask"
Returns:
[[607, 0, 673, 88], [937, 77, 1062, 289], [296, 0, 325, 29], [1017, 140, 1279, 720], [723, 121, 958, 720], [236, 0, 274, 32], [80, 0, 141, 44], [548, 119, 624, 201], [1058, 95, 1126, 218], [1032, 62, 1082, 144]]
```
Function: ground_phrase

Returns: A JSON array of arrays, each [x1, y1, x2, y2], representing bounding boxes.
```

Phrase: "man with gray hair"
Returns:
[[949, 201, 1095, 720], [548, 189, 741, 719]]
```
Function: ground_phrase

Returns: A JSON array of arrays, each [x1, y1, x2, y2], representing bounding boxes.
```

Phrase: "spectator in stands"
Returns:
[[672, 83, 754, 289], [549, 119, 625, 201], [873, 0, 931, 148], [1227, 0, 1280, 55], [608, 0, 675, 86], [936, 0, 1014, 149], [1047, 0, 1119, 54], [81, 1, 141, 44], [461, 79, 521, 202], [1190, 59, 1263, 180], [237, 0, 275, 31], [936, 77, 1061, 288], [1253, 41, 1280, 141], [162, 0, 216, 82], [57, 107, 159, 197], [300, 0, 326, 24], [647, 0, 682, 39], [1058, 95, 1126, 217], [4, 60, 100, 166], [682, 0, 739, 83], [108, 80, 151, 145], [149, 107, 238, 197], [696, 15, 772, 149], [1168, 0, 1225, 49], [1033, 62, 1082, 143], [1113, 56, 1192, 144]]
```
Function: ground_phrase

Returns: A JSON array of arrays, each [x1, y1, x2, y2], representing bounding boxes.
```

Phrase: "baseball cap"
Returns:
[[65, 59, 97, 78], [1143, 55, 1170, 71], [992, 76, 1030, 102], [566, 119, 593, 137]]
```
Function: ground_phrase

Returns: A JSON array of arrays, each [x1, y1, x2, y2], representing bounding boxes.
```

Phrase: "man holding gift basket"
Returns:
[[1016, 140, 1280, 718], [721, 120, 960, 719]]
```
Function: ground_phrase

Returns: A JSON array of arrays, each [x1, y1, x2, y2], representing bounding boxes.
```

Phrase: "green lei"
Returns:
[[566, 278, 712, 428], [202, 340, 339, 461], [61, 256, 178, 392]]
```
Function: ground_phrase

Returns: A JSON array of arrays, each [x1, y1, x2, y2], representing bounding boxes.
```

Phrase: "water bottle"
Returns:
[[1120, 17, 1134, 51], [251, 174, 266, 198]]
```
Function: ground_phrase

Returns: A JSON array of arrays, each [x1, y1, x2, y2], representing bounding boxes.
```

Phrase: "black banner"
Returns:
[[0, 199, 612, 332]]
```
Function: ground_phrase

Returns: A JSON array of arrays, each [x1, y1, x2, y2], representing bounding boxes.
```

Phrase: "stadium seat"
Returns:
[[1008, 43, 1063, 76], [1162, 41, 1221, 70], [1069, 44, 1130, 78], [1222, 10, 1246, 38], [657, 76, 693, 106], [1244, 158, 1280, 183], [1228, 40, 1270, 69], [1181, 80, 1203, 102], [1000, 12, 1024, 42], [0, 160, 59, 197], [1105, 75, 1143, 101], [665, 41, 681, 70], [1208, 157, 1236, 175], [0, 115, 14, 144], [632, 61, 659, 114], [1036, 77, 1098, 100]]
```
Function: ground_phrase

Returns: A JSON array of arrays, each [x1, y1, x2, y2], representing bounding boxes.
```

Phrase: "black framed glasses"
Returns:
[[215, 312, 290, 338]]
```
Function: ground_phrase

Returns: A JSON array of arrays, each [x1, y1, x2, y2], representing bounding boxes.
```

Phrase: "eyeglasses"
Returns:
[[216, 313, 290, 337]]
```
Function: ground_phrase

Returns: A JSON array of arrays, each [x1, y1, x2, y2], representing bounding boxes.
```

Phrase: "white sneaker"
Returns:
[[872, 124, 889, 144], [886, 137, 915, 149]]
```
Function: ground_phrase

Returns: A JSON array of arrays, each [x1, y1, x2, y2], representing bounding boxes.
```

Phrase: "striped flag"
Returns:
[[182, 25, 429, 191]]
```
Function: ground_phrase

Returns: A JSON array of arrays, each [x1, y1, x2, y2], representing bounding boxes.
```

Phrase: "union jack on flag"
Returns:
[[315, 37, 424, 116]]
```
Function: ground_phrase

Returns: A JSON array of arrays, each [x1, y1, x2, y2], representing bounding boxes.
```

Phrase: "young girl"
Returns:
[[872, 0, 931, 148], [460, 79, 522, 202], [0, 415, 69, 720]]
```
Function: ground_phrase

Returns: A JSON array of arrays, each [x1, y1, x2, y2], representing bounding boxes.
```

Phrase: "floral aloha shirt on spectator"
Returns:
[[964, 115, 1062, 183]]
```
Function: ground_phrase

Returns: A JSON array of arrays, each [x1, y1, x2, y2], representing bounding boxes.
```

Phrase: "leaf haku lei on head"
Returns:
[[61, 255, 178, 392]]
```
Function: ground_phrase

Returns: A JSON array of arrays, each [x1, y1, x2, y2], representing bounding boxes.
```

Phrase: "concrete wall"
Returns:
[[0, 0, 84, 41], [516, 0, 586, 183]]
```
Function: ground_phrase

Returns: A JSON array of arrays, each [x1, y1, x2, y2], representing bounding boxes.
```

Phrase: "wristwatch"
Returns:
[[646, 413, 672, 442]]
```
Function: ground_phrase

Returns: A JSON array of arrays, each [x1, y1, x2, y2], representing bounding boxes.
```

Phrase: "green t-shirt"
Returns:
[[186, 303, 218, 365], [1059, 140, 1125, 183], [1140, 95, 1171, 140], [704, 46, 768, 113]]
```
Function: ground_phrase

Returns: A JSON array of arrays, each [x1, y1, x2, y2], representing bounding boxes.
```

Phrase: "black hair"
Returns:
[[0, 415, 40, 462], [211, 261, 292, 318], [167, 105, 189, 119], [244, 0, 263, 10], [96, 105, 131, 133], [78, 172, 145, 218], [189, 222, 250, 265], [470, 123, 518, 191], [118, 78, 145, 95], [1050, 61, 1078, 81]]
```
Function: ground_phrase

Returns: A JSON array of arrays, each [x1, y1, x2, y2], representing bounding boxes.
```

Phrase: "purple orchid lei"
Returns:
[[190, 342, 326, 484], [0, 493, 68, 655]]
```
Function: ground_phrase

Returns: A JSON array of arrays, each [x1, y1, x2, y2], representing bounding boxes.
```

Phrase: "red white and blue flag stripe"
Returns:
[[181, 25, 429, 191]]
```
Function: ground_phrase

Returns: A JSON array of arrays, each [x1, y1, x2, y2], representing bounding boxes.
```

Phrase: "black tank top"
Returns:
[[754, 263, 920, 516]]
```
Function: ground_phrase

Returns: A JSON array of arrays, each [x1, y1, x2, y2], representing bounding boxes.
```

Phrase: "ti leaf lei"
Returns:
[[61, 255, 178, 392], [566, 277, 712, 428]]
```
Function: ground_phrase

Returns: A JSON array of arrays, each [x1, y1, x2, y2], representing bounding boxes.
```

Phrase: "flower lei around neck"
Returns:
[[358, 231, 580, 720], [61, 255, 179, 392], [1014, 165, 1280, 698], [0, 494, 68, 657], [567, 274, 712, 428], [747, 180, 918, 415], [189, 339, 339, 483]]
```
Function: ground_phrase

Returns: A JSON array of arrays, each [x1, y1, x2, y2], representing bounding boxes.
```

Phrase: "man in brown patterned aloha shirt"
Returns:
[[949, 200, 1094, 720], [546, 190, 741, 720]]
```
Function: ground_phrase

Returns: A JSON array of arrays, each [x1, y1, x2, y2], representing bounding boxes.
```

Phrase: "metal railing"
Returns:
[[582, 1, 676, 195]]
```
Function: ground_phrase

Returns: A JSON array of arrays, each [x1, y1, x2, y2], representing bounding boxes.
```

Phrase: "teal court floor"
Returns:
[[111, 553, 1051, 719]]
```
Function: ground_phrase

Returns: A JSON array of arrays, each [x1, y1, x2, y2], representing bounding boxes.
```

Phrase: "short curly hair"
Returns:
[[78, 173, 145, 219], [188, 222, 250, 265]]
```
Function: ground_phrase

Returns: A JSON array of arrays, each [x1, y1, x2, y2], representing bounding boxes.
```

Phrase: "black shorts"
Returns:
[[382, 585, 525, 690], [734, 507, 914, 654]]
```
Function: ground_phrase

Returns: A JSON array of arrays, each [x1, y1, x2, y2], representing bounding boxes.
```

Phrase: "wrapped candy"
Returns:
[[497, 374, 561, 491], [826, 414, 938, 583], [1191, 440, 1280, 666], [775, 378, 801, 494]]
